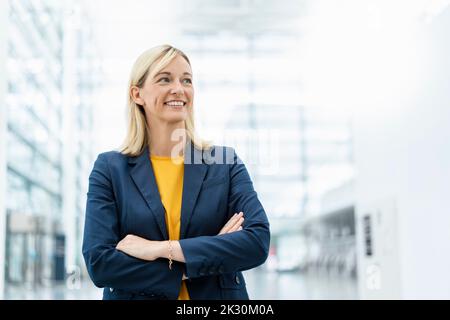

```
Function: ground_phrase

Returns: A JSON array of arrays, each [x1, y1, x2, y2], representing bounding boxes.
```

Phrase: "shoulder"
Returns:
[[92, 150, 133, 171], [206, 145, 235, 157], [90, 150, 132, 178], [201, 145, 243, 165], [95, 150, 126, 163]]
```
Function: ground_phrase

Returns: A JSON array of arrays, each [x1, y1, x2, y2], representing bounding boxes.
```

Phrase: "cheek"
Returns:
[[142, 92, 162, 112], [187, 89, 194, 102], [142, 99, 158, 115]]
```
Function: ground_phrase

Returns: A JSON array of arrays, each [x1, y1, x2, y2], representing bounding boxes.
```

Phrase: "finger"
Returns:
[[218, 215, 235, 235], [228, 217, 244, 232], [219, 212, 244, 235], [225, 213, 243, 231], [228, 212, 243, 227], [219, 213, 237, 234], [224, 213, 238, 227], [238, 226, 243, 231], [220, 212, 242, 234]]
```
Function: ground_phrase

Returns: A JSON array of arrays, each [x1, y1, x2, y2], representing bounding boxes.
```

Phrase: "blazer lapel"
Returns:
[[180, 143, 208, 239], [128, 147, 168, 240]]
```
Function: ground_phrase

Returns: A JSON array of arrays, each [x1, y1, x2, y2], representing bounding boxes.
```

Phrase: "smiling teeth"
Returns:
[[165, 101, 185, 106]]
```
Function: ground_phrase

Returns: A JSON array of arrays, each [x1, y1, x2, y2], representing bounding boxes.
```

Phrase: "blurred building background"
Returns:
[[1, 0, 450, 299], [0, 0, 100, 297]]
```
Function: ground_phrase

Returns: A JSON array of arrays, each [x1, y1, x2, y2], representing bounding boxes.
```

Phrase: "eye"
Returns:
[[183, 78, 192, 84], [158, 77, 170, 83]]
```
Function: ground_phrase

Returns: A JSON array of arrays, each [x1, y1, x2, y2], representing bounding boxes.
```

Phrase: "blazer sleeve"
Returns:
[[179, 148, 271, 278], [82, 153, 183, 298]]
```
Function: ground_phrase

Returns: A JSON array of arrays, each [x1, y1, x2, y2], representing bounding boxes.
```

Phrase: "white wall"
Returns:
[[354, 8, 450, 299], [0, 0, 9, 299]]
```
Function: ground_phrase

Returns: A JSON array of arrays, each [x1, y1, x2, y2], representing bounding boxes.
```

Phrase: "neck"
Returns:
[[147, 120, 186, 157]]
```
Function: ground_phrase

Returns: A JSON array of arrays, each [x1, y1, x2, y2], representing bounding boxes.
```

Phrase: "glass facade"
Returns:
[[3, 0, 98, 290]]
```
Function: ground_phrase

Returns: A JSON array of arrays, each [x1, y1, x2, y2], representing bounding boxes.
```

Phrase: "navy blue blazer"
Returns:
[[82, 143, 270, 300]]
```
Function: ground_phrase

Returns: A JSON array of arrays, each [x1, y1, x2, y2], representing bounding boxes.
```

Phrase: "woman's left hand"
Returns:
[[116, 234, 162, 261]]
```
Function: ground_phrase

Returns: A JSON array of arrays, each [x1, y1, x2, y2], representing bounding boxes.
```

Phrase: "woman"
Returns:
[[82, 44, 270, 300]]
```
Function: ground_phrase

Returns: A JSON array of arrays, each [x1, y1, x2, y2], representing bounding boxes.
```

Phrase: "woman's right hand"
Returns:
[[218, 212, 244, 235]]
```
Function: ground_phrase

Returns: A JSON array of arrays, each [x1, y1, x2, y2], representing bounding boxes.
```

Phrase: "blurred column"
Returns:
[[61, 2, 77, 279], [0, 0, 9, 299], [60, 1, 98, 283]]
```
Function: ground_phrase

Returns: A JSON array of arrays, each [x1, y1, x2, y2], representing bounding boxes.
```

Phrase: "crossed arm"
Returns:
[[82, 152, 269, 295], [115, 212, 245, 263]]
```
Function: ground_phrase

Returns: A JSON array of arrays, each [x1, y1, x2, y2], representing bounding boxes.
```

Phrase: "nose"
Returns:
[[170, 79, 184, 96]]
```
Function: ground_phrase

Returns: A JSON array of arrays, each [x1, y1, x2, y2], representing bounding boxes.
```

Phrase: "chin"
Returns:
[[164, 114, 188, 123]]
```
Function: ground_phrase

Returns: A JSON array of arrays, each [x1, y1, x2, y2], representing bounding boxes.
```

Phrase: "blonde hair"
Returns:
[[120, 44, 210, 156]]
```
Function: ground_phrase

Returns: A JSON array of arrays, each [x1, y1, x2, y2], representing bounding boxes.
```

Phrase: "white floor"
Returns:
[[4, 270, 358, 300], [244, 270, 358, 300]]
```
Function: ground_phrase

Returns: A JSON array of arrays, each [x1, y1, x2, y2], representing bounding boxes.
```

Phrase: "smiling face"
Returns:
[[131, 54, 194, 126]]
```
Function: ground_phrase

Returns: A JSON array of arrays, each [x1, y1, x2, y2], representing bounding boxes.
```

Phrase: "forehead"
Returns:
[[159, 55, 192, 74]]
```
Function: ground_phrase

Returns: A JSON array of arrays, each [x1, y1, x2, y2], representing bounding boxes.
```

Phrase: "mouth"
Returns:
[[164, 100, 186, 108]]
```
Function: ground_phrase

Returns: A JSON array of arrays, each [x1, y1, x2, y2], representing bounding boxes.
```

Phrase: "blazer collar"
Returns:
[[128, 141, 208, 239], [180, 142, 208, 238], [128, 146, 168, 239]]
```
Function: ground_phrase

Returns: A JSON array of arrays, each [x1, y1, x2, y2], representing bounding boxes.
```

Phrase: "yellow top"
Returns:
[[150, 155, 190, 300]]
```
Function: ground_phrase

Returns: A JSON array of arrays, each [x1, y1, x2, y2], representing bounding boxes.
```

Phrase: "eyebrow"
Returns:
[[154, 71, 192, 78]]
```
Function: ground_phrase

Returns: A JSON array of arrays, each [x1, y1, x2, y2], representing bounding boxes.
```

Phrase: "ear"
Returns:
[[130, 86, 145, 106]]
